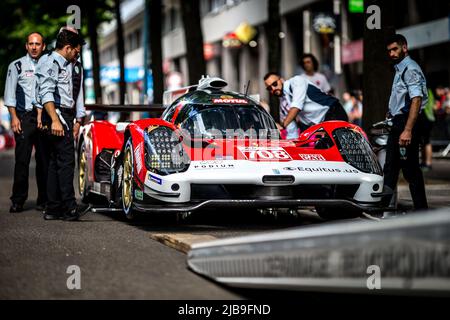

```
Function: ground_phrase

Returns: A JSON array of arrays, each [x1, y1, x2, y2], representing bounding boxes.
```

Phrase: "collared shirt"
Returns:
[[35, 51, 74, 110], [4, 54, 39, 112], [282, 75, 338, 126], [388, 55, 428, 116]]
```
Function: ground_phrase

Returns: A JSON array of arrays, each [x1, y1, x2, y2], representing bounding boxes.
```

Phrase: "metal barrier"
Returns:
[[188, 208, 450, 295]]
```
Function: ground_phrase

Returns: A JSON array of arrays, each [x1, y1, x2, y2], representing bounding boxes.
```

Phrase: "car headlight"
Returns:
[[333, 128, 382, 175], [144, 126, 190, 175]]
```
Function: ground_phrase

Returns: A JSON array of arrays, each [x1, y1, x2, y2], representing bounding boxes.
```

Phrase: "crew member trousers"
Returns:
[[11, 110, 49, 206], [383, 113, 428, 210], [46, 109, 77, 213]]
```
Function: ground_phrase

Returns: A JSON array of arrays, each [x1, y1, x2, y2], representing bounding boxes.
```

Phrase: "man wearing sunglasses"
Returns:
[[264, 72, 348, 137]]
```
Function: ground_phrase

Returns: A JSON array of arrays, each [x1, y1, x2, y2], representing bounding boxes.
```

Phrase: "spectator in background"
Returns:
[[300, 53, 332, 94], [342, 91, 353, 115], [445, 91, 450, 140], [348, 90, 363, 127], [435, 86, 446, 112], [419, 88, 435, 171]]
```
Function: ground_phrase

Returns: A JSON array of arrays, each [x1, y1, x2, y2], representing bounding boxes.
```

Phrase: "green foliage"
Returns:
[[0, 0, 114, 96]]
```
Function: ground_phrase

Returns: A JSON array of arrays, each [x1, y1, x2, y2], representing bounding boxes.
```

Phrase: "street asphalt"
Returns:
[[0, 149, 449, 299]]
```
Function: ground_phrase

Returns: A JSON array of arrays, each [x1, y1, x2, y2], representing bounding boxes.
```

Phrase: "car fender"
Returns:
[[78, 120, 124, 183]]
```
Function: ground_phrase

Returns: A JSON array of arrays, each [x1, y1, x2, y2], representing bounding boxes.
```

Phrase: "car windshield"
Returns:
[[176, 104, 279, 139]]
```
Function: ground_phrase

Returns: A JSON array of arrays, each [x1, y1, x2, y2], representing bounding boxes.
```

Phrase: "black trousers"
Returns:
[[11, 110, 49, 206], [46, 110, 77, 213], [383, 113, 428, 210]]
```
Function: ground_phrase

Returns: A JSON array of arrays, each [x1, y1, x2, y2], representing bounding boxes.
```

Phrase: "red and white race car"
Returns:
[[77, 77, 384, 220]]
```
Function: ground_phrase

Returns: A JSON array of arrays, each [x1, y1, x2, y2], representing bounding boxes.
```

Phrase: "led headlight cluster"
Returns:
[[333, 128, 382, 175], [144, 126, 190, 175]]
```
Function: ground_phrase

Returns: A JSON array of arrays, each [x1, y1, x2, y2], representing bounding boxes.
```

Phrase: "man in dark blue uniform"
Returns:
[[35, 29, 87, 221], [383, 34, 428, 210], [4, 32, 49, 213]]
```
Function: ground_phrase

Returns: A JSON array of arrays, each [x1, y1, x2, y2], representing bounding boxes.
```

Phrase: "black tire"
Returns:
[[121, 138, 135, 220], [315, 206, 362, 220]]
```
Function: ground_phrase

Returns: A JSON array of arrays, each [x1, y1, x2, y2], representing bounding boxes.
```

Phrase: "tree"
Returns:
[[362, 0, 395, 131], [114, 0, 126, 105], [265, 0, 281, 122], [180, 0, 206, 85], [87, 5, 103, 104], [149, 0, 164, 104], [0, 0, 114, 105]]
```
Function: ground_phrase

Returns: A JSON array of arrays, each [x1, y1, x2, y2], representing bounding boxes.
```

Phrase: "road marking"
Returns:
[[150, 233, 218, 254]]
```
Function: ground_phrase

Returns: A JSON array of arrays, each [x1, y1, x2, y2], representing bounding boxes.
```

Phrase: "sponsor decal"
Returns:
[[212, 98, 248, 104], [282, 166, 359, 173], [272, 169, 281, 175], [134, 143, 143, 174], [239, 146, 292, 161], [134, 189, 144, 201], [149, 173, 162, 185], [299, 154, 326, 161], [193, 162, 235, 169]]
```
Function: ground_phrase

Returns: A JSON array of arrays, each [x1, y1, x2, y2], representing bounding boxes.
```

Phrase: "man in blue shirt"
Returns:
[[4, 32, 49, 213], [383, 34, 428, 210], [35, 28, 87, 220]]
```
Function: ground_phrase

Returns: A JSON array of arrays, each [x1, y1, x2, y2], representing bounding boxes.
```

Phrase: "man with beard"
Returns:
[[35, 28, 88, 220], [263, 72, 347, 139], [383, 34, 428, 210]]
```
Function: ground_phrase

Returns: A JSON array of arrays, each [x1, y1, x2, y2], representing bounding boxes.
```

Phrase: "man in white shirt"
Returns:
[[264, 72, 348, 137], [300, 53, 331, 94]]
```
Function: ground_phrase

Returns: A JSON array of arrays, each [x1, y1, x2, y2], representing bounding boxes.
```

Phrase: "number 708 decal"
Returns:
[[238, 147, 292, 161]]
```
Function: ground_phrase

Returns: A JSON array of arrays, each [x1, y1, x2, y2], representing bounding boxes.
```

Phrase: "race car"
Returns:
[[77, 76, 385, 220]]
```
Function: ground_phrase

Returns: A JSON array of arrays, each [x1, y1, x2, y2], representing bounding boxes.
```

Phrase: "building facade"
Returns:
[[95, 0, 450, 106]]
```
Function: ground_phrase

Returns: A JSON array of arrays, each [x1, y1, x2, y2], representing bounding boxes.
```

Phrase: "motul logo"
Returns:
[[212, 98, 248, 104]]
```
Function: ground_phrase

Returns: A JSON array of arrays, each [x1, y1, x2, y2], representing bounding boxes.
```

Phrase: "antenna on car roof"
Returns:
[[244, 80, 250, 96]]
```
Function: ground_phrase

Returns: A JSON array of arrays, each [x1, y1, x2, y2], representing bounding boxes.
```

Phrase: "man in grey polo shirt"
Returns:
[[383, 34, 428, 210], [35, 28, 87, 221], [4, 32, 49, 213]]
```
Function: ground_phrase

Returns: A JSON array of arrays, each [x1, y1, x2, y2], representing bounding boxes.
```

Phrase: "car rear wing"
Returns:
[[85, 104, 166, 117]]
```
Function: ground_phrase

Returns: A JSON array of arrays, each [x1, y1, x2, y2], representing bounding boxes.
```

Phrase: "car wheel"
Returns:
[[315, 206, 361, 220], [78, 141, 89, 203], [122, 138, 135, 219]]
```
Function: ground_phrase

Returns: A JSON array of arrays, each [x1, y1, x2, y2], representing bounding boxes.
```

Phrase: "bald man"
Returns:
[[4, 32, 49, 213]]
